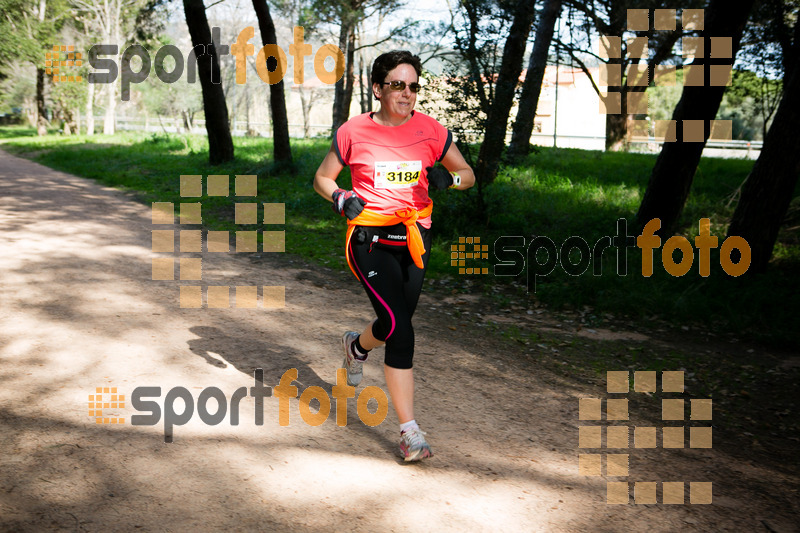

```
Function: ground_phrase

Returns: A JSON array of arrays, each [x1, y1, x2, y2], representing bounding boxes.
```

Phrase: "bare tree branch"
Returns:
[[562, 44, 602, 97], [204, 0, 229, 9], [353, 20, 418, 52], [562, 0, 612, 35]]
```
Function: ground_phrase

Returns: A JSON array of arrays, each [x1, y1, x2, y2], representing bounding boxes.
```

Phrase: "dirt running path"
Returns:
[[0, 149, 796, 532]]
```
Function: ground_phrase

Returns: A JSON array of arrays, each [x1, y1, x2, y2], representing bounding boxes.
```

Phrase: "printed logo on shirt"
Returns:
[[368, 271, 378, 278], [374, 160, 422, 189]]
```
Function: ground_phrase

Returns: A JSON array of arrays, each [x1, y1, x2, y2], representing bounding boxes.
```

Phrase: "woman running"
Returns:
[[314, 50, 475, 461]]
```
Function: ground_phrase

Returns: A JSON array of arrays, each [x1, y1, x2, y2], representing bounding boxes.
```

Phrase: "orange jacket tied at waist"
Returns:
[[345, 202, 433, 278]]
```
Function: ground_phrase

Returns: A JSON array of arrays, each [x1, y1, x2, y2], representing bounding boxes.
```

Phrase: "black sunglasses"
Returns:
[[379, 80, 422, 93]]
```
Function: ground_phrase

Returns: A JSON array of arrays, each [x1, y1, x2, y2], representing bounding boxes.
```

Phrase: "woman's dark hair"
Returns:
[[371, 50, 422, 86]]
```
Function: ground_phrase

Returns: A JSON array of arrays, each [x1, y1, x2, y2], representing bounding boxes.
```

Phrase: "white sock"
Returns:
[[400, 420, 419, 434]]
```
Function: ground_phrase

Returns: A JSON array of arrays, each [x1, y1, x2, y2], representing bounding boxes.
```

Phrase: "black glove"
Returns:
[[331, 188, 367, 220], [426, 165, 453, 191]]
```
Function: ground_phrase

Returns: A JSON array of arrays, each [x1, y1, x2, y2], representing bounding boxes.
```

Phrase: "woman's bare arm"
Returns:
[[314, 142, 345, 201]]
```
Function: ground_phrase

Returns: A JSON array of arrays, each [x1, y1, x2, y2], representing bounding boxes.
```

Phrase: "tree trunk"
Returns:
[[359, 59, 368, 114], [183, 0, 234, 164], [105, 4, 124, 135], [727, 31, 800, 272], [86, 81, 95, 135], [508, 0, 561, 160], [299, 86, 311, 138], [63, 107, 75, 134], [367, 64, 372, 113], [473, 0, 537, 186], [770, 0, 798, 83], [182, 110, 192, 131], [635, 0, 756, 236], [602, 0, 625, 151], [252, 0, 292, 164], [265, 86, 271, 135], [246, 89, 251, 132], [331, 16, 355, 133], [36, 68, 47, 136], [24, 96, 36, 126], [343, 29, 355, 119], [104, 81, 116, 134], [36, 0, 47, 136], [605, 105, 627, 151]]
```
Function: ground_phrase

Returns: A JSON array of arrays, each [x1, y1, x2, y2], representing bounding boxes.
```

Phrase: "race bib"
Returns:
[[374, 160, 422, 189]]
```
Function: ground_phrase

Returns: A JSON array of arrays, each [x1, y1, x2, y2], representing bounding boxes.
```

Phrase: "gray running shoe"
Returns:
[[400, 427, 433, 462], [341, 331, 364, 386]]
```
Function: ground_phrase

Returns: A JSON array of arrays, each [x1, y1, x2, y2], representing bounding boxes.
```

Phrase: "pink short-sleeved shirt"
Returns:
[[334, 111, 452, 229]]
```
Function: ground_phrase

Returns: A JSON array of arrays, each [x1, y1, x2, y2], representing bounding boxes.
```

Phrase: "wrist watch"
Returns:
[[450, 172, 461, 189]]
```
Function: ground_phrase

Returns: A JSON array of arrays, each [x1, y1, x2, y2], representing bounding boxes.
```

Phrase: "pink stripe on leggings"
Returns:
[[348, 239, 396, 339]]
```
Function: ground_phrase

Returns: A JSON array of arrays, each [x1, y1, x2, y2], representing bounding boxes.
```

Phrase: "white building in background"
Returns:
[[521, 65, 606, 151], [276, 64, 608, 145]]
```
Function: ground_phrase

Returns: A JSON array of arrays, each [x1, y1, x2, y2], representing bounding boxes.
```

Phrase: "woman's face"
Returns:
[[373, 63, 418, 121]]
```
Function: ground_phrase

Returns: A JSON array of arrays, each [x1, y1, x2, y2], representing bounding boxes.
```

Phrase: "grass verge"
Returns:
[[1, 126, 798, 349]]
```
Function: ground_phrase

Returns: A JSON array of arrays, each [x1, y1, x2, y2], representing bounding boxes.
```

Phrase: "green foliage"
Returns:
[[0, 63, 36, 115], [718, 69, 783, 140], [417, 0, 520, 198], [417, 73, 485, 169], [50, 71, 87, 130], [0, 0, 71, 67], [138, 37, 202, 123], [133, 0, 171, 44], [648, 68, 784, 140], [647, 69, 683, 121], [739, 0, 799, 79]]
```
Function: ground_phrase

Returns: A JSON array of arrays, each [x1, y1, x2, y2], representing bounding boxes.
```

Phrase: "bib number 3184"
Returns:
[[374, 160, 422, 189]]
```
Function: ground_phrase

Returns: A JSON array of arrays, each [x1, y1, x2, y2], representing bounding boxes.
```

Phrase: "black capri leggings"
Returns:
[[347, 223, 432, 369]]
